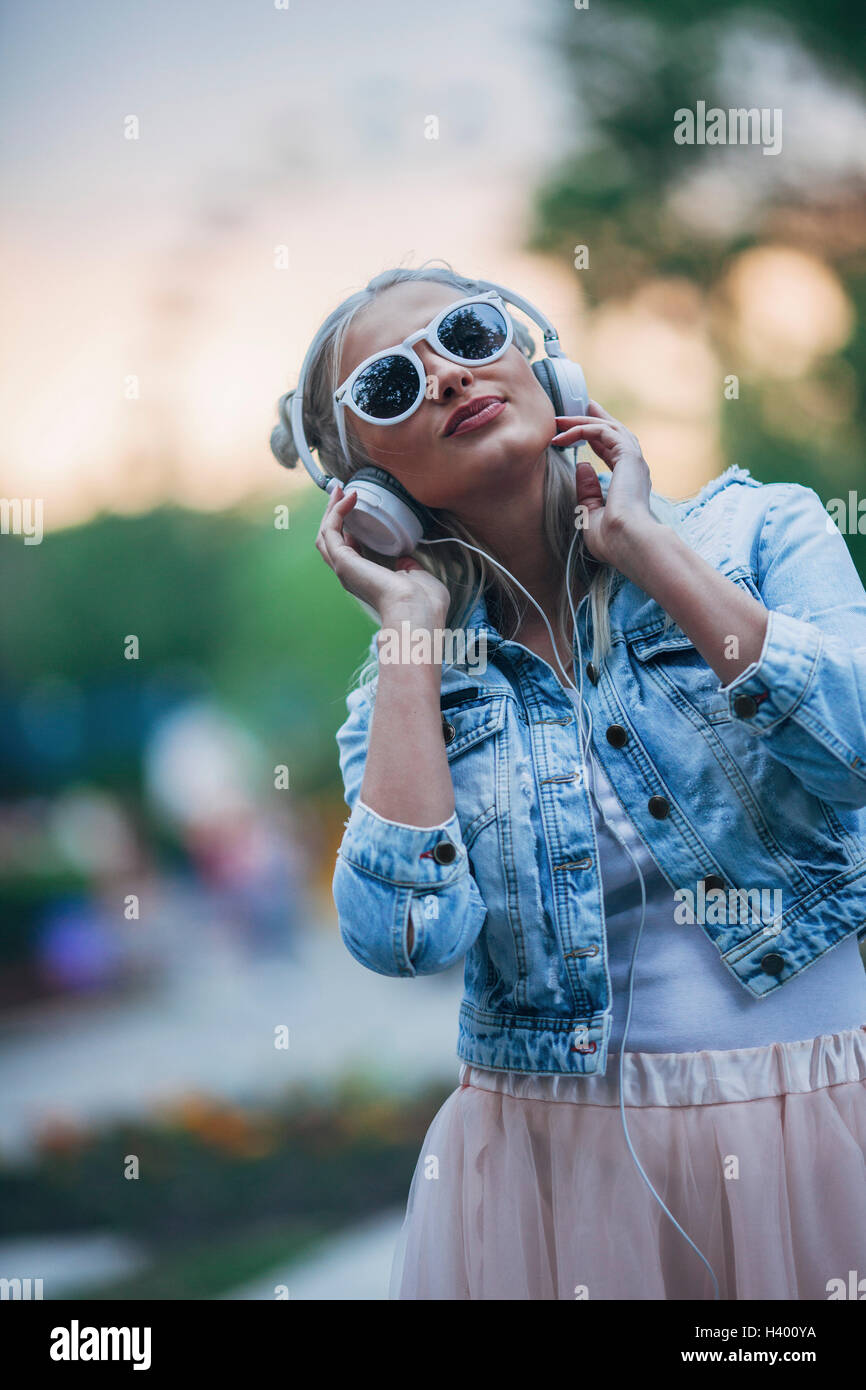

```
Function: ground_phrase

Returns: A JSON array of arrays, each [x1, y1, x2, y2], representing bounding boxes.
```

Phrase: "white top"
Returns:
[[567, 688, 866, 1053]]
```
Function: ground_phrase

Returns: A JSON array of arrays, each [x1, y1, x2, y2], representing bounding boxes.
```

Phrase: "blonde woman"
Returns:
[[271, 262, 866, 1300]]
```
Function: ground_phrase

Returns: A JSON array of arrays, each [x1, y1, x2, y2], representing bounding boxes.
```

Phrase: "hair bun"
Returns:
[[270, 389, 300, 469]]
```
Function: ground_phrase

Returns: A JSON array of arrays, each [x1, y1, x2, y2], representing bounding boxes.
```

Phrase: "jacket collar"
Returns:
[[463, 589, 505, 645], [677, 463, 757, 512]]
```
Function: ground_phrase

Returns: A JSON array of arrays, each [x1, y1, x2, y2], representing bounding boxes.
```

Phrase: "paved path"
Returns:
[[225, 1209, 407, 1300], [0, 1233, 148, 1296], [0, 921, 463, 1160], [0, 1213, 407, 1300]]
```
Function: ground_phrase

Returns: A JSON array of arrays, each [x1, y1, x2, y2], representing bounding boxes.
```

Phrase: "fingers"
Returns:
[[586, 398, 616, 421], [555, 400, 622, 433], [554, 413, 616, 433], [315, 487, 340, 557], [319, 493, 355, 561], [575, 458, 604, 509], [552, 420, 620, 453], [316, 486, 358, 570], [322, 482, 354, 525], [553, 416, 608, 436], [581, 401, 640, 449]]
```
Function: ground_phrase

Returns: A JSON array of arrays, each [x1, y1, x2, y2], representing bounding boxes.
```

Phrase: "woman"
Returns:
[[273, 262, 866, 1300]]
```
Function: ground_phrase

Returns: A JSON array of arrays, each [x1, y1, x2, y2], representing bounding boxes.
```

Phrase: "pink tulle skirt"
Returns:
[[389, 1025, 866, 1300]]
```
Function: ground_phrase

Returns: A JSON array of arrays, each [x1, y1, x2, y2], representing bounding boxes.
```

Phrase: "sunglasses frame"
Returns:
[[332, 290, 513, 465]]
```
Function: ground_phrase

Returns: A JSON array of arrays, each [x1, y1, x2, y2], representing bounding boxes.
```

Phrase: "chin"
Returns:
[[496, 429, 550, 467]]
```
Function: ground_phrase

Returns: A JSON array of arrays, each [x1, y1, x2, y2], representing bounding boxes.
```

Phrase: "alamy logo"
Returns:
[[674, 101, 782, 156], [0, 497, 43, 545], [826, 1270, 866, 1299], [0, 1276, 43, 1299], [674, 883, 782, 928], [571, 1024, 595, 1053], [825, 492, 866, 535], [50, 1320, 152, 1370], [378, 622, 488, 672]]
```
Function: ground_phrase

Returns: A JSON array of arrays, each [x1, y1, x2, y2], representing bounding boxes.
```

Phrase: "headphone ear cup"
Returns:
[[532, 357, 589, 420], [532, 358, 564, 415], [340, 466, 437, 558]]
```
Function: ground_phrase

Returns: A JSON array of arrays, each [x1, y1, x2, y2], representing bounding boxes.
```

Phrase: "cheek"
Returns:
[[509, 378, 555, 437], [366, 419, 436, 482], [355, 416, 412, 461], [506, 361, 552, 418]]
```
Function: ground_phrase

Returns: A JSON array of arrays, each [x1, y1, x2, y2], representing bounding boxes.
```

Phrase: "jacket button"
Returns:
[[442, 718, 456, 745], [606, 723, 628, 748], [702, 874, 725, 891], [432, 840, 457, 865], [733, 693, 758, 719], [761, 951, 785, 975], [648, 795, 670, 819], [586, 663, 599, 685]]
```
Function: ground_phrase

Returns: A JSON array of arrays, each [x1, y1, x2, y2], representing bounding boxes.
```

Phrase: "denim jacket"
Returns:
[[332, 465, 866, 1076]]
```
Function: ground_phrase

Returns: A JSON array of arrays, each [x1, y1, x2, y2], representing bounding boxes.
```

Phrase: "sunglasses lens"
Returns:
[[351, 354, 421, 419], [437, 302, 508, 360]]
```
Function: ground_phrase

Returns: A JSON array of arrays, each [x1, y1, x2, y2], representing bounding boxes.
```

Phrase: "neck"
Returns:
[[456, 450, 584, 637]]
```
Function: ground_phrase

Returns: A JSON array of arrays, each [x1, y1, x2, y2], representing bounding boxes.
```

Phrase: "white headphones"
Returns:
[[272, 277, 589, 557]]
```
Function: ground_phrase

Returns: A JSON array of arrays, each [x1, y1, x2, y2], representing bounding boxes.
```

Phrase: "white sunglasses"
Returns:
[[333, 291, 513, 465]]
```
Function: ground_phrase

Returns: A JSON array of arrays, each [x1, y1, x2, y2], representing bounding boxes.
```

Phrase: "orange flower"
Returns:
[[35, 1115, 89, 1157]]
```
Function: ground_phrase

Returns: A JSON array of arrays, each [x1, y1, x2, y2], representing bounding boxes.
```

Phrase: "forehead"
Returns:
[[339, 281, 465, 380]]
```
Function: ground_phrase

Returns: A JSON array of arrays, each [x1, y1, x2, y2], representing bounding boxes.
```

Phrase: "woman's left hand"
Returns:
[[551, 399, 659, 570]]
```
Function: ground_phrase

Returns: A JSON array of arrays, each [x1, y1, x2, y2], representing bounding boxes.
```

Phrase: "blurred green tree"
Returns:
[[0, 498, 374, 796], [531, 0, 866, 576]]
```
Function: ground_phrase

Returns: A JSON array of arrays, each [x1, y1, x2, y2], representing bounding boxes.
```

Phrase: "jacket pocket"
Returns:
[[439, 694, 511, 999], [626, 627, 732, 725], [624, 568, 764, 723], [624, 569, 764, 707], [438, 692, 508, 851], [440, 690, 508, 757]]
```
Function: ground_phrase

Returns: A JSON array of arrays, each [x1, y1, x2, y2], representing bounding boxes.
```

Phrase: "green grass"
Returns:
[[55, 1216, 343, 1301]]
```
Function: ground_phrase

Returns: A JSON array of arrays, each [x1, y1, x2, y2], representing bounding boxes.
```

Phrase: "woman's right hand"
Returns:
[[315, 484, 451, 626]]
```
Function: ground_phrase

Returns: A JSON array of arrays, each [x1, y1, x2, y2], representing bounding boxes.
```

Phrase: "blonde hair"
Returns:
[[271, 258, 686, 697]]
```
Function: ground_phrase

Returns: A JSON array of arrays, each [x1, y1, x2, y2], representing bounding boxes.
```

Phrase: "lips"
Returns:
[[444, 395, 506, 437]]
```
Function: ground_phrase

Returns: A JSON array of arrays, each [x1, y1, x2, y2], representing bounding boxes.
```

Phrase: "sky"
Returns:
[[1, 0, 863, 530]]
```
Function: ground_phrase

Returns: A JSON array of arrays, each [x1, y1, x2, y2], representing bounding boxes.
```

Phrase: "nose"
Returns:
[[415, 342, 477, 406]]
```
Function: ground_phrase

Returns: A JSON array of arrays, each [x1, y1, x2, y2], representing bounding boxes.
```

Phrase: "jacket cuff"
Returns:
[[339, 798, 468, 887], [717, 607, 822, 733], [356, 796, 456, 832]]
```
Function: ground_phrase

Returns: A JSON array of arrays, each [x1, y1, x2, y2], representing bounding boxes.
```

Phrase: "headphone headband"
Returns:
[[288, 351, 330, 489], [474, 278, 563, 349]]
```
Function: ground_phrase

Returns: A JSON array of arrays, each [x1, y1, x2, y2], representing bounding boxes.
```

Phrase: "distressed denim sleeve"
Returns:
[[718, 483, 866, 807], [331, 680, 489, 977]]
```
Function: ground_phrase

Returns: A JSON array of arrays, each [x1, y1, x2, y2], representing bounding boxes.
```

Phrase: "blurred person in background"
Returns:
[[144, 701, 313, 957]]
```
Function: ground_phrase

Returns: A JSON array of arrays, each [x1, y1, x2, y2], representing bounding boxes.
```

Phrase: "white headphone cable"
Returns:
[[417, 452, 721, 1299]]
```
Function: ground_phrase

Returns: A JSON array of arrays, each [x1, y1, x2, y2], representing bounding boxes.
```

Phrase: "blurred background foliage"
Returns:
[[532, 0, 866, 574], [0, 1077, 451, 1300], [0, 502, 372, 801]]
